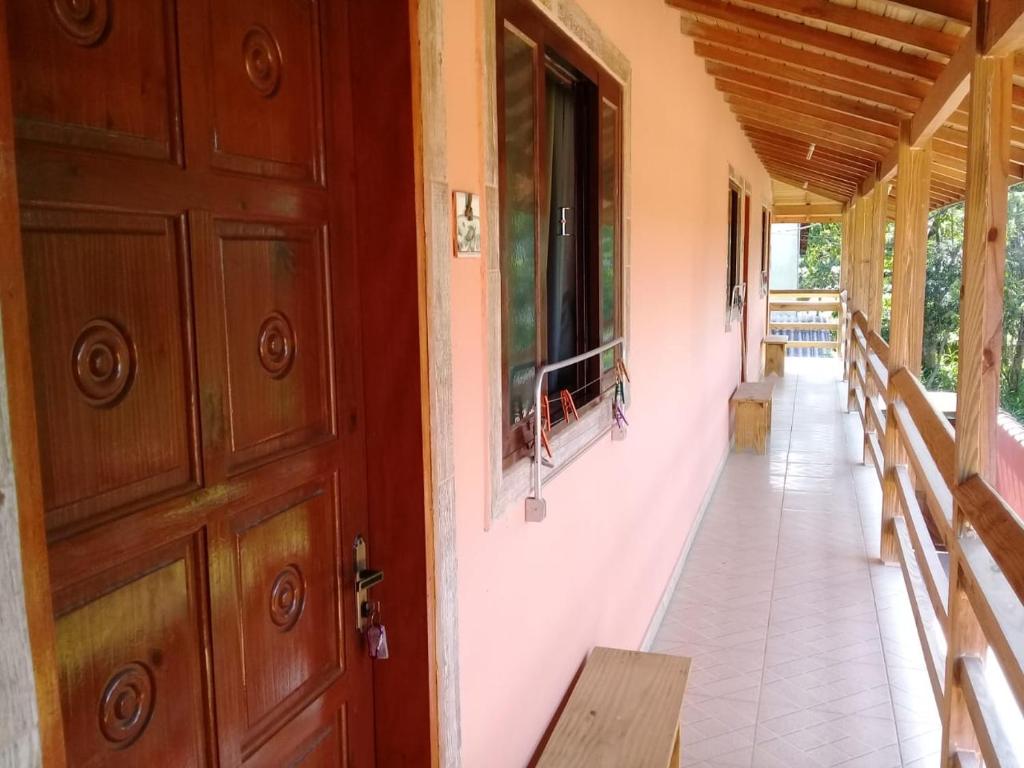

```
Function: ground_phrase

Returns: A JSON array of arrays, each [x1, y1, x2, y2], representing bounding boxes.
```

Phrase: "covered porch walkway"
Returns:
[[652, 358, 939, 768]]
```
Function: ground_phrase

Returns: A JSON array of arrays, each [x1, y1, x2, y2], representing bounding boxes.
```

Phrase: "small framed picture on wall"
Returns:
[[453, 191, 481, 257]]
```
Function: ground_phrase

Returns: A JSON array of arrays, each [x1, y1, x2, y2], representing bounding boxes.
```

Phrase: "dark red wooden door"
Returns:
[[8, 1, 374, 764]]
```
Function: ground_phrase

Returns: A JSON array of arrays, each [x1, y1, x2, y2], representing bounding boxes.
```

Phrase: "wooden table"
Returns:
[[732, 380, 775, 454], [536, 647, 691, 768], [763, 334, 788, 377]]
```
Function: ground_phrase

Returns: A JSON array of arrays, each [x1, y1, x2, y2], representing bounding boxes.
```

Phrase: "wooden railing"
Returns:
[[845, 312, 1024, 767], [768, 289, 842, 352]]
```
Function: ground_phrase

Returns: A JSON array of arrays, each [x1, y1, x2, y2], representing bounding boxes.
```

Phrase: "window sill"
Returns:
[[496, 393, 620, 517]]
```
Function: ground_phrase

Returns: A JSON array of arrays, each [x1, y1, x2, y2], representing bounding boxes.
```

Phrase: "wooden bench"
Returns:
[[537, 647, 691, 768], [731, 380, 775, 454], [763, 334, 788, 377]]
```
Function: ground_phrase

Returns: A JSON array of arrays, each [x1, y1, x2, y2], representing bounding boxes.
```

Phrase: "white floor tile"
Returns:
[[653, 358, 939, 767]]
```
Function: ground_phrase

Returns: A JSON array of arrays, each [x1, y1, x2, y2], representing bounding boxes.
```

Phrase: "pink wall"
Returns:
[[441, 1, 771, 764], [997, 413, 1024, 516]]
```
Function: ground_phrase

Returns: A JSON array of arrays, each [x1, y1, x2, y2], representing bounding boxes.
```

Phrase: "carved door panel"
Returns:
[[8, 0, 375, 765]]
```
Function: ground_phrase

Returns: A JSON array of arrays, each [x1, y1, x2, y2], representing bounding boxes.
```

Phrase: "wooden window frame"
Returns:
[[496, 0, 623, 464], [726, 179, 745, 318], [760, 204, 771, 296]]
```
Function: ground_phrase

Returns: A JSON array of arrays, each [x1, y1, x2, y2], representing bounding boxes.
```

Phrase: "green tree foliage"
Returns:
[[911, 188, 1024, 424], [797, 222, 842, 290], [796, 194, 1024, 424]]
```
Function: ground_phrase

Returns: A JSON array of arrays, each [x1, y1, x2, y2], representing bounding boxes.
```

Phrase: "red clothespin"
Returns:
[[541, 428, 552, 459], [541, 397, 552, 433], [615, 359, 631, 383], [560, 389, 579, 422]]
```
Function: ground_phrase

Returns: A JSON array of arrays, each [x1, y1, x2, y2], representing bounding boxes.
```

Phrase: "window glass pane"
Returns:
[[728, 188, 740, 303], [600, 100, 617, 371], [546, 67, 580, 394], [502, 26, 538, 426]]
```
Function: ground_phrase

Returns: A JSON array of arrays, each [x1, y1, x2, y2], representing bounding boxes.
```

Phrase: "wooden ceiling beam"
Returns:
[[727, 95, 896, 147], [753, 150, 866, 187], [684, 22, 929, 99], [734, 110, 889, 158], [748, 139, 874, 179], [882, 0, 973, 25], [738, 0, 962, 56], [983, 0, 1024, 54], [759, 155, 861, 189], [719, 83, 899, 140], [865, 30, 975, 194], [943, 112, 1024, 147], [668, 0, 944, 80], [695, 41, 922, 113], [765, 171, 856, 201], [744, 131, 879, 172], [763, 168, 853, 201], [774, 202, 845, 218], [708, 61, 907, 125]]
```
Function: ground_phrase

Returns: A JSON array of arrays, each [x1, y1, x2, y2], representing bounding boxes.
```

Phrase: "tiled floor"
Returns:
[[652, 357, 942, 768]]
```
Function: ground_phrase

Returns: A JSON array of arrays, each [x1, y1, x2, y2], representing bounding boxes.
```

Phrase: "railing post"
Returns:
[[881, 121, 930, 565], [941, 51, 1012, 766]]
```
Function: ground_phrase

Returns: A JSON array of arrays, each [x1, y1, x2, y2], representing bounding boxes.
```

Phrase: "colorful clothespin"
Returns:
[[615, 359, 630, 383], [613, 400, 629, 428], [560, 389, 579, 423]]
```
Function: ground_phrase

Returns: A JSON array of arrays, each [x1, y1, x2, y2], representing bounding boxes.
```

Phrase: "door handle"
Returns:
[[559, 206, 571, 237], [353, 535, 384, 632]]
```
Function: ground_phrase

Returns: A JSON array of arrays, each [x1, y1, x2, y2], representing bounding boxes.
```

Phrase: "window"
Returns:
[[726, 180, 744, 314], [497, 0, 623, 462]]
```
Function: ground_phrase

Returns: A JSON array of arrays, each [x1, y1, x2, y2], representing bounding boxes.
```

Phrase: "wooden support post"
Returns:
[[866, 182, 887, 335], [847, 198, 863, 411], [881, 121, 931, 565], [940, 51, 1013, 766], [840, 207, 851, 381], [864, 183, 888, 462]]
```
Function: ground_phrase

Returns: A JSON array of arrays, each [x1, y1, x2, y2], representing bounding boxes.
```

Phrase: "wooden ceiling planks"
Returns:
[[682, 21, 930, 97], [667, 0, 995, 207], [736, 0, 961, 55], [667, 0, 946, 79], [707, 61, 909, 123], [694, 40, 923, 112]]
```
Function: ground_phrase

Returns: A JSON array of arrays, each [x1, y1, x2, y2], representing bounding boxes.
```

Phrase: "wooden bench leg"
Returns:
[[756, 404, 768, 454], [735, 403, 752, 452], [670, 725, 680, 768]]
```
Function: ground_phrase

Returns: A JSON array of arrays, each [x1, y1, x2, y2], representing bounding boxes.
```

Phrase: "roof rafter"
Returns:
[[738, 0, 962, 55], [683, 21, 930, 98], [725, 93, 897, 145], [734, 110, 889, 158], [708, 61, 907, 125], [667, 0, 945, 80], [695, 40, 922, 113], [884, 0, 973, 25]]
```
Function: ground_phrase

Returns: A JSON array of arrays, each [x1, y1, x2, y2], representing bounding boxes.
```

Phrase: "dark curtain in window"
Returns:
[[545, 70, 578, 395]]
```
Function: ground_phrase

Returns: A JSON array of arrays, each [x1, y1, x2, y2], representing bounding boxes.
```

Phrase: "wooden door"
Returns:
[[7, 1, 374, 765]]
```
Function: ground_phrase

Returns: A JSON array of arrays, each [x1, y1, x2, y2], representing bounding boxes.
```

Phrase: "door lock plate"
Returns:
[[354, 535, 383, 633]]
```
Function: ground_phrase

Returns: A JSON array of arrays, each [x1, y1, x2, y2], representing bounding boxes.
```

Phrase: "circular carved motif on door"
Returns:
[[98, 662, 155, 747], [72, 319, 136, 407], [269, 564, 306, 631], [50, 0, 110, 46], [257, 311, 295, 379], [243, 26, 282, 98]]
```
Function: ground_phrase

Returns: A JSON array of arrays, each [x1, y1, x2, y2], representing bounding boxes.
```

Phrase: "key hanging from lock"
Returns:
[[366, 601, 390, 660]]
